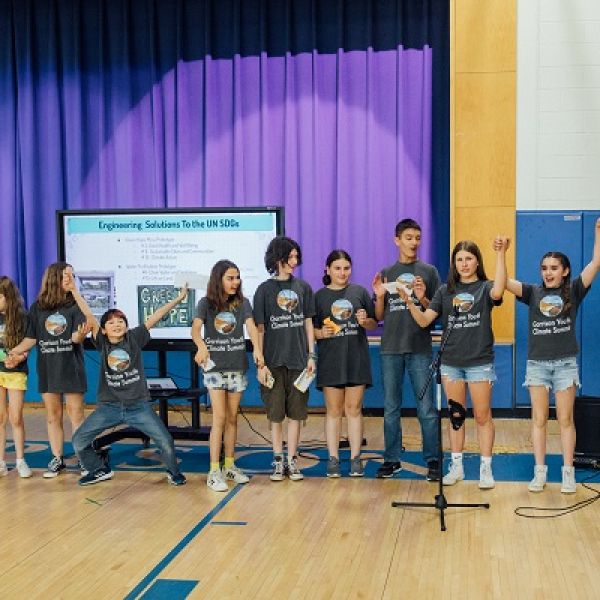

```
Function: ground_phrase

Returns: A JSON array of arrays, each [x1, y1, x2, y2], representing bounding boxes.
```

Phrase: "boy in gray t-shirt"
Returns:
[[254, 236, 316, 482], [67, 274, 189, 487], [372, 219, 441, 480]]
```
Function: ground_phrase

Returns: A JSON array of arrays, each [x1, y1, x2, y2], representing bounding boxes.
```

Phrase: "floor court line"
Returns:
[[124, 485, 244, 600]]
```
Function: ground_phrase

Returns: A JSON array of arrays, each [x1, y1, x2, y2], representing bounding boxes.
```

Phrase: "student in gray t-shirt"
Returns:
[[313, 250, 378, 478], [7, 262, 88, 479], [67, 274, 189, 487], [401, 236, 509, 491], [192, 259, 264, 493], [371, 219, 441, 481], [254, 236, 316, 482], [0, 276, 31, 478], [506, 218, 600, 495]]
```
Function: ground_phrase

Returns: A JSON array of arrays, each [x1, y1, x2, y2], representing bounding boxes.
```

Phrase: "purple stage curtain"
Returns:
[[0, 0, 448, 302]]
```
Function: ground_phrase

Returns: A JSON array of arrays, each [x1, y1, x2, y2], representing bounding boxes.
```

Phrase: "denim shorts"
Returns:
[[203, 371, 248, 392], [524, 357, 580, 392], [441, 363, 496, 383]]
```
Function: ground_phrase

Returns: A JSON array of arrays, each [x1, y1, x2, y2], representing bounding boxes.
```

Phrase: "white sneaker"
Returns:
[[207, 469, 228, 492], [528, 465, 547, 492], [287, 456, 304, 481], [442, 461, 464, 486], [479, 462, 495, 489], [222, 464, 249, 484], [16, 460, 32, 478], [0, 461, 7, 477], [561, 466, 576, 494]]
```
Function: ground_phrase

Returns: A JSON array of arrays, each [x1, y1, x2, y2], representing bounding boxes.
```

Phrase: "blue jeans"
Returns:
[[381, 352, 439, 464], [72, 401, 180, 474]]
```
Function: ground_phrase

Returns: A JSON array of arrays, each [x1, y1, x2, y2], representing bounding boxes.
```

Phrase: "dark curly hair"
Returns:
[[264, 236, 302, 276]]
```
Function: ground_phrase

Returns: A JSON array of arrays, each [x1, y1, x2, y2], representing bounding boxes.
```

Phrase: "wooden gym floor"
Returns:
[[1, 407, 600, 599]]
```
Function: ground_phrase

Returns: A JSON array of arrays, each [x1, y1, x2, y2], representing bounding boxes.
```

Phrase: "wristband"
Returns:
[[308, 351, 317, 360]]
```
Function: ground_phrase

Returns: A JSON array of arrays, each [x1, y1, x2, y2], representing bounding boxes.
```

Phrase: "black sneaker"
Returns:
[[78, 466, 114, 486], [167, 471, 187, 486], [376, 461, 402, 478], [43, 456, 66, 479], [426, 460, 441, 481]]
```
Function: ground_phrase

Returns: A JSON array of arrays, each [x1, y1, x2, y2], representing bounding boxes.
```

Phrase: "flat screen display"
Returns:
[[57, 207, 283, 348]]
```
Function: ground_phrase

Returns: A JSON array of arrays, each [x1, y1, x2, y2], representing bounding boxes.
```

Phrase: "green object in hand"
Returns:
[[0, 349, 6, 362]]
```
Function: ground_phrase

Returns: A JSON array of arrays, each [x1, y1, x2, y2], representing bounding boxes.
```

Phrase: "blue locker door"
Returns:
[[515, 212, 584, 406], [580, 212, 600, 396]]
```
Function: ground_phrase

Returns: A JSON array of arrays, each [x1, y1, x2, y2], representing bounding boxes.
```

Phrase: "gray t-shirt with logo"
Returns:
[[93, 325, 151, 405], [314, 284, 375, 388], [519, 276, 588, 360], [380, 260, 441, 354], [196, 297, 252, 372], [253, 276, 315, 370], [26, 301, 87, 393], [429, 280, 500, 367]]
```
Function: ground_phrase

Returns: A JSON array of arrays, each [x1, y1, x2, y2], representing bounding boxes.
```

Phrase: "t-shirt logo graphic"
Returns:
[[107, 348, 131, 372], [398, 273, 415, 290], [215, 311, 236, 334], [331, 299, 353, 322], [45, 313, 67, 336], [277, 289, 299, 313], [453, 293, 475, 313], [539, 295, 563, 317]]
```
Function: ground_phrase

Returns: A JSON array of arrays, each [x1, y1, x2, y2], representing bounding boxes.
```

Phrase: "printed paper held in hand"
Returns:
[[174, 272, 209, 290], [294, 368, 315, 393], [201, 358, 216, 372], [382, 281, 411, 295]]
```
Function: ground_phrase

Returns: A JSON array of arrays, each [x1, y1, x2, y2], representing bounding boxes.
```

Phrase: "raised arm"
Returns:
[[505, 278, 523, 298], [371, 272, 386, 321], [581, 217, 600, 288], [398, 287, 438, 328], [145, 285, 189, 330], [490, 236, 509, 301], [63, 271, 100, 339]]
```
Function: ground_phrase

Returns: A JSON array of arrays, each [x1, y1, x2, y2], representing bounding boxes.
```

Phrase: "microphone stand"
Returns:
[[391, 310, 490, 531]]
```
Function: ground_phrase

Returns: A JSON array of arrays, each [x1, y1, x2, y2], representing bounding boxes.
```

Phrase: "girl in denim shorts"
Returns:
[[400, 236, 509, 490], [192, 260, 264, 492], [506, 218, 600, 494]]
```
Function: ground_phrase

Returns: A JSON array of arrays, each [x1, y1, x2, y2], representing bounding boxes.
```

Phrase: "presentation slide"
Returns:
[[57, 208, 282, 344]]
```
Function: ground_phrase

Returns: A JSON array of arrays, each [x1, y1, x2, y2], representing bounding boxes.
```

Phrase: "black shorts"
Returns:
[[260, 366, 308, 422]]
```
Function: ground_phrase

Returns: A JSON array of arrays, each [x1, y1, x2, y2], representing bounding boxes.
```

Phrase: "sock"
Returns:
[[224, 456, 234, 469], [16, 458, 25, 465], [210, 462, 220, 473], [481, 456, 492, 467], [451, 452, 463, 464], [274, 452, 284, 462]]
